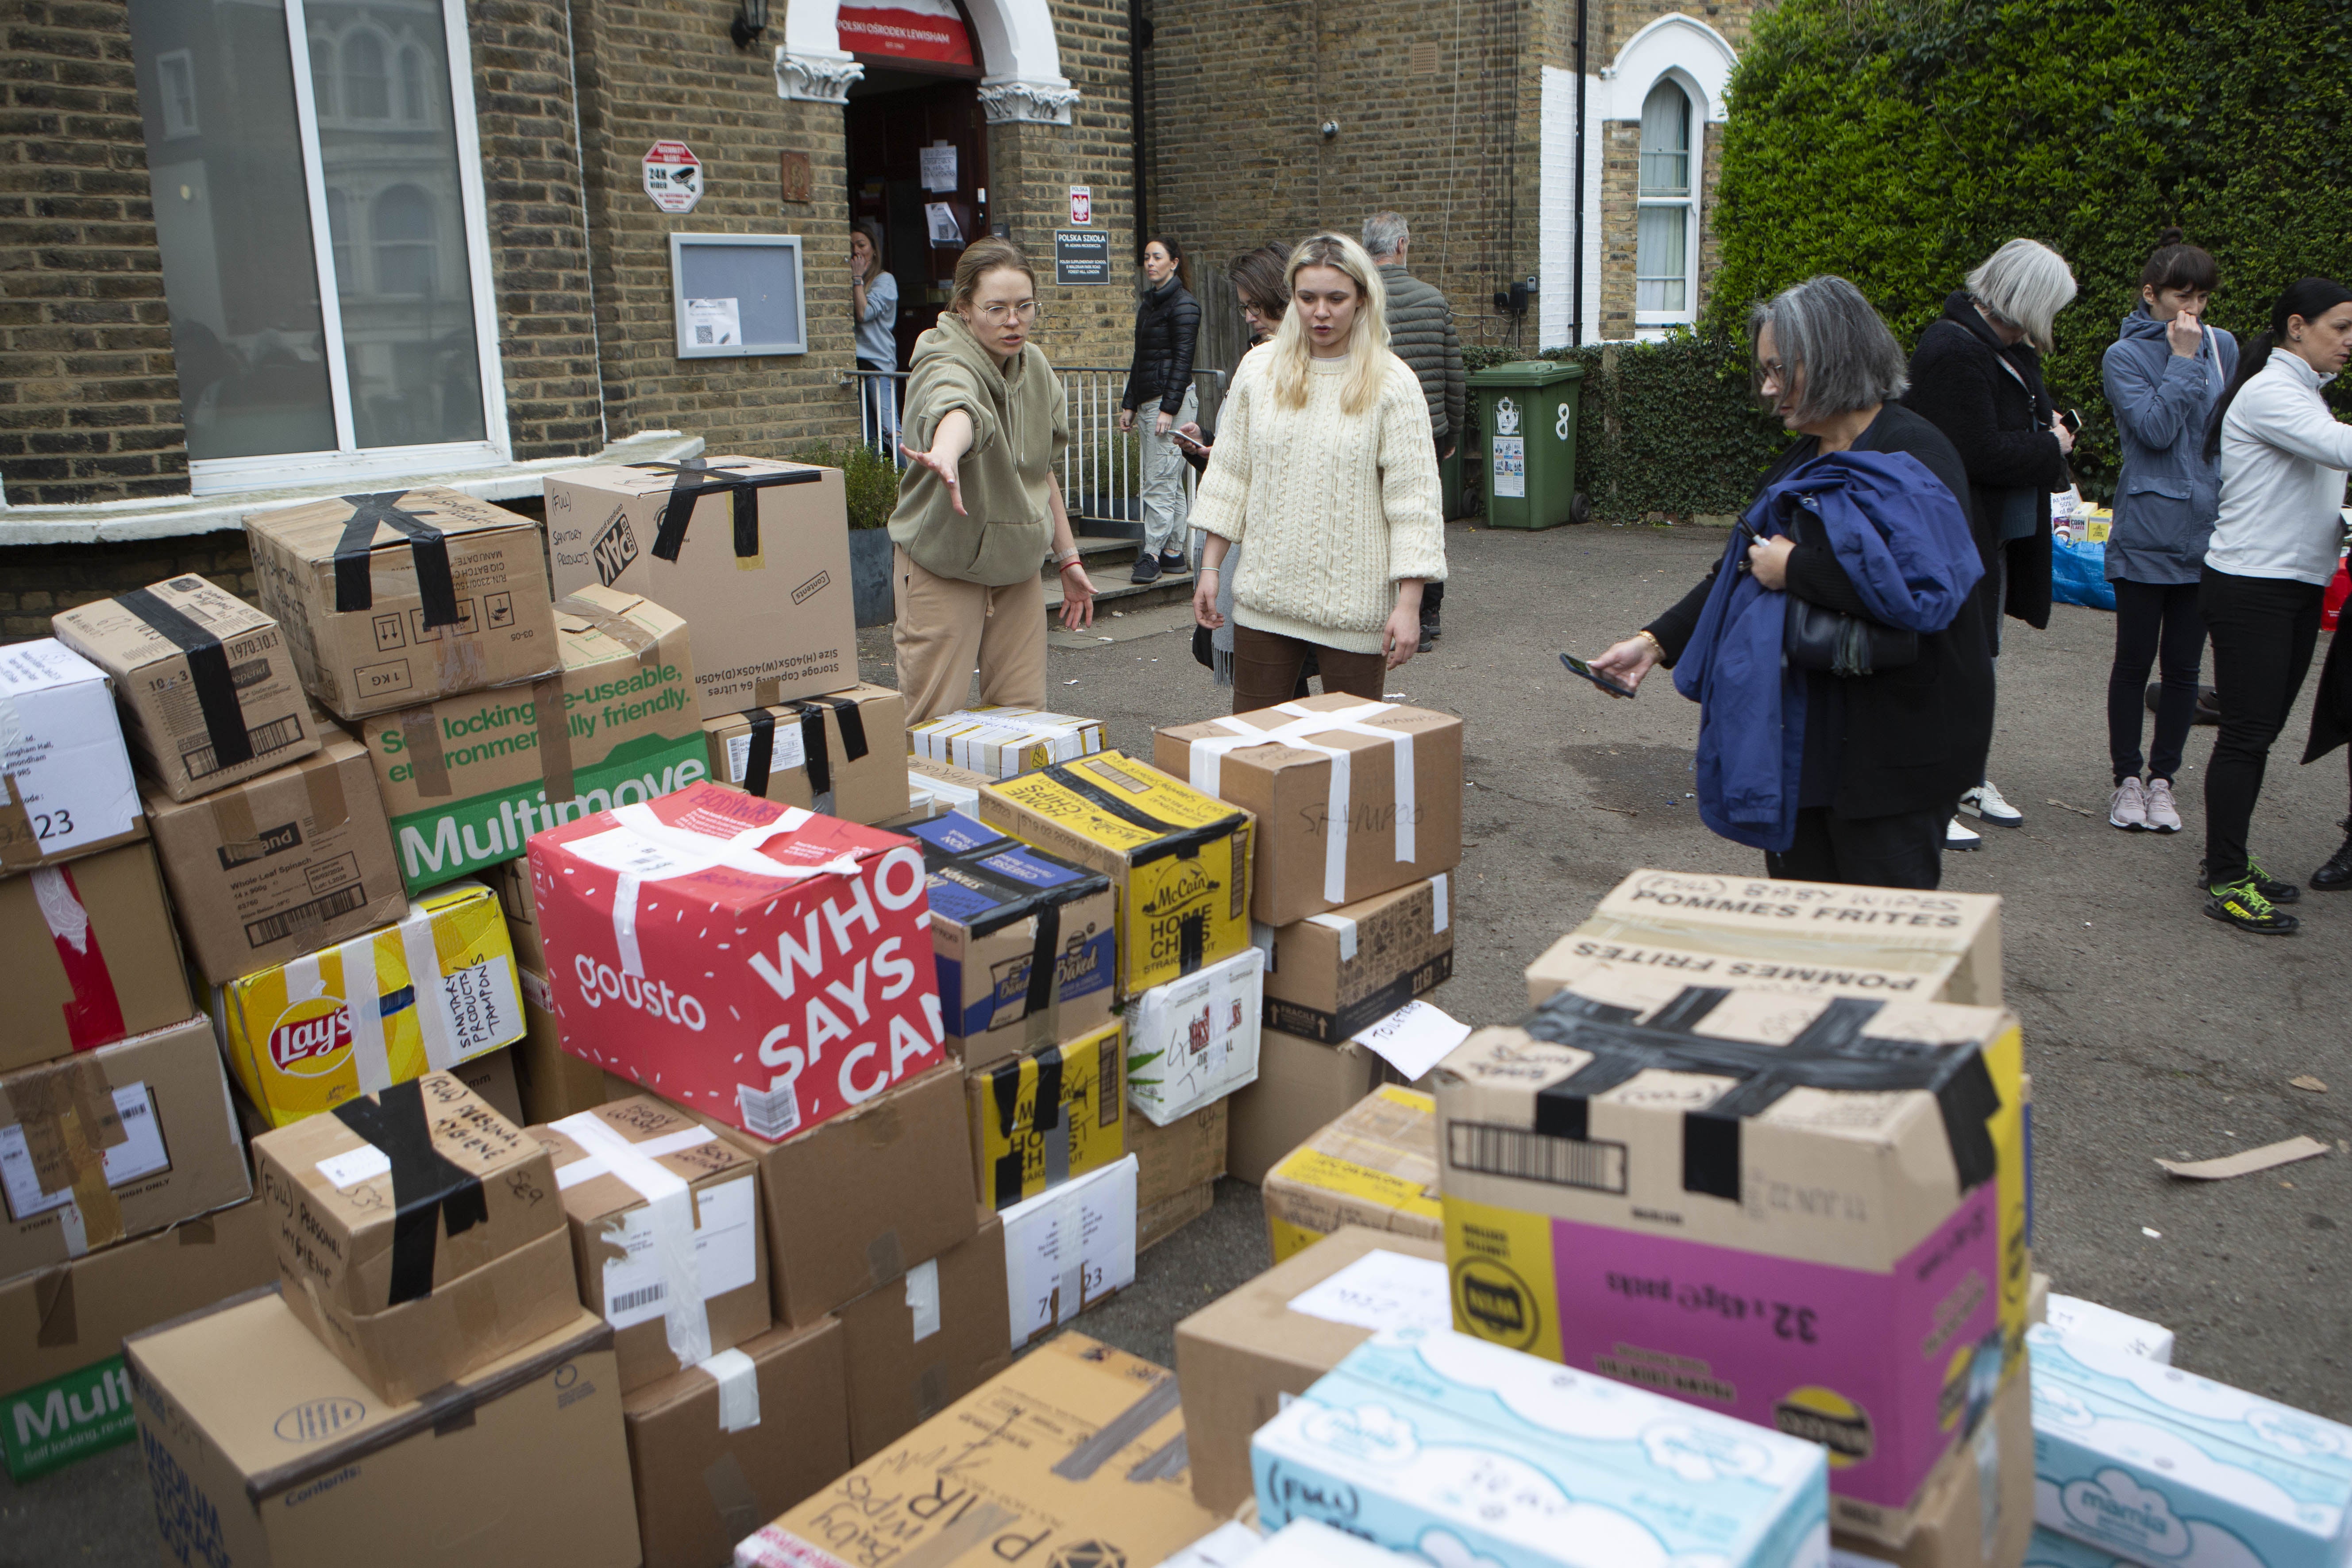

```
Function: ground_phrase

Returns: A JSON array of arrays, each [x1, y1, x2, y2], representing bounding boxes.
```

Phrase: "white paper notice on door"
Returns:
[[920, 144, 958, 193], [1491, 435, 1527, 499], [686, 297, 741, 348], [925, 203, 964, 246]]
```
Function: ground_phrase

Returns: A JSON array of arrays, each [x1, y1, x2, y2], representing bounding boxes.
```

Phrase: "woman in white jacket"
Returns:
[[2194, 277, 2352, 933]]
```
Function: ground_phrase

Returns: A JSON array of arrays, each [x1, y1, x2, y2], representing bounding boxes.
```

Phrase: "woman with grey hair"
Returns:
[[1905, 237, 2079, 847], [1587, 277, 1992, 888]]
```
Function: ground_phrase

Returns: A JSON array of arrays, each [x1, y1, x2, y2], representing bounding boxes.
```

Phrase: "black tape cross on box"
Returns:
[[732, 695, 871, 809], [627, 458, 821, 563], [331, 1078, 490, 1305], [333, 493, 462, 627]]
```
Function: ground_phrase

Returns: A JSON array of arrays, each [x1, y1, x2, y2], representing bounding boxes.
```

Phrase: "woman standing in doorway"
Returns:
[[1184, 242, 1293, 689], [1120, 236, 1201, 585], [891, 238, 1098, 724], [1189, 232, 1445, 710], [851, 219, 900, 451]]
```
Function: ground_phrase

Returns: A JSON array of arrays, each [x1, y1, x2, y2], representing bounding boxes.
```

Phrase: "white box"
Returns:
[[910, 708, 1105, 778], [1251, 1522, 1416, 1568], [1000, 1153, 1136, 1348], [2020, 1530, 2134, 1566], [2045, 1294, 2174, 1364], [1126, 946, 1264, 1126], [1253, 1327, 1829, 1568], [0, 640, 143, 874]]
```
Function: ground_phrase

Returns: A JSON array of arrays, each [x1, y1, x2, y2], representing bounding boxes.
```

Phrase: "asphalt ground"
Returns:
[[9, 518, 2348, 1563]]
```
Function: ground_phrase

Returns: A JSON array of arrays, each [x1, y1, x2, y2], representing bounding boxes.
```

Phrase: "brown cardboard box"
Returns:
[[513, 965, 612, 1124], [836, 1212, 1009, 1460], [689, 1063, 979, 1329], [143, 737, 407, 985], [0, 1202, 274, 1402], [1130, 1098, 1227, 1212], [1155, 695, 1465, 926], [623, 1317, 851, 1568], [737, 1333, 1220, 1568], [1525, 927, 1964, 1007], [0, 639, 146, 877], [544, 457, 857, 720], [1833, 1362, 2032, 1568], [704, 682, 911, 824], [889, 752, 994, 827], [250, 1071, 578, 1401], [536, 1096, 771, 1393], [1225, 1028, 1387, 1185], [450, 1045, 525, 1125], [1175, 1224, 1449, 1514], [1262, 877, 1455, 1043], [50, 575, 320, 802], [1140, 1179, 1214, 1251], [244, 486, 561, 720], [485, 853, 546, 972], [128, 1294, 637, 1568], [1, 838, 192, 1073], [0, 1016, 251, 1278], [1575, 867, 2004, 1006], [1261, 1086, 1440, 1263]]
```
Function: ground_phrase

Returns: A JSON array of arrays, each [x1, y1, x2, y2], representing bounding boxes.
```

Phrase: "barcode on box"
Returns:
[[245, 882, 370, 949], [184, 713, 307, 781], [1446, 1121, 1628, 1193], [738, 1081, 800, 1140], [609, 1283, 666, 1316]]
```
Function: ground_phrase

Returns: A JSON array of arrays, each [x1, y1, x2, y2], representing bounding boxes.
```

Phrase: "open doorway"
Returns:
[[844, 52, 990, 370]]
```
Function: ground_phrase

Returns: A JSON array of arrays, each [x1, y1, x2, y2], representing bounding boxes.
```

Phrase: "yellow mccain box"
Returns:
[[967, 1019, 1126, 1210], [214, 879, 528, 1125], [977, 751, 1252, 997]]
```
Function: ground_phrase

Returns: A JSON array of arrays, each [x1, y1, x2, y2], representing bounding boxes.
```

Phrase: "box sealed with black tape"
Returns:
[[1261, 875, 1454, 1044]]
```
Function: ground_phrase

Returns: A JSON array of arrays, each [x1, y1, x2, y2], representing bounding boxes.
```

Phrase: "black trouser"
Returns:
[[1765, 805, 1950, 890], [2108, 578, 2205, 784], [1422, 433, 1448, 627], [2199, 566, 2324, 886]]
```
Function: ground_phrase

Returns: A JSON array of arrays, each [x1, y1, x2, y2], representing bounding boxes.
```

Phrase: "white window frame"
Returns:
[[157, 50, 198, 139], [1633, 77, 1697, 333], [184, 0, 507, 497]]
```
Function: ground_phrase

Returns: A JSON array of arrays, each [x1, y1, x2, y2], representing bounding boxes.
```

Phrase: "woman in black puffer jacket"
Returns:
[[1120, 235, 1201, 584]]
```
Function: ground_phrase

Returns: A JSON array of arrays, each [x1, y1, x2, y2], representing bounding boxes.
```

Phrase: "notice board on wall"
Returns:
[[669, 233, 806, 358]]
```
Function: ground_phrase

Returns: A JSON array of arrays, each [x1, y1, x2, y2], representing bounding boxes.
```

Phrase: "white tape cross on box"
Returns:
[[283, 939, 395, 1097], [552, 1110, 715, 1369], [1185, 701, 1416, 905]]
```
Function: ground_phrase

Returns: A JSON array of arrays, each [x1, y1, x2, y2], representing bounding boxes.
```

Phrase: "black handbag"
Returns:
[[1766, 509, 1919, 677]]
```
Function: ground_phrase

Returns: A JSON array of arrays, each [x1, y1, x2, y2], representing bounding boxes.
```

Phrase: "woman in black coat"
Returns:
[[1903, 238, 2078, 848], [1120, 235, 1201, 585]]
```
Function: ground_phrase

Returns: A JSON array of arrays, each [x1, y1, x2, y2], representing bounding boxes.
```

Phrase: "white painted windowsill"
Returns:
[[0, 430, 706, 546]]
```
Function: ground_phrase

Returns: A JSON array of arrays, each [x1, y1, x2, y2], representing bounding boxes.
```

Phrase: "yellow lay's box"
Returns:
[[977, 751, 1252, 998], [214, 879, 527, 1127], [966, 1020, 1125, 1210]]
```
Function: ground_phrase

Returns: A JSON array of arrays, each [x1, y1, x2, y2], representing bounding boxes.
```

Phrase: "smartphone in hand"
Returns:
[[1561, 651, 1637, 699], [1172, 429, 1211, 453]]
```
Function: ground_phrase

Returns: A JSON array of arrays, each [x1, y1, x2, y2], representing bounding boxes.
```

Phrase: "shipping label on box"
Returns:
[[1127, 946, 1263, 1126], [967, 1020, 1125, 1210], [1253, 1327, 1830, 1568], [705, 684, 910, 825], [1434, 973, 2026, 1532], [1000, 1155, 1137, 1347], [911, 706, 1107, 778], [1262, 1084, 1440, 1263], [979, 751, 1253, 998], [244, 487, 561, 720], [145, 738, 408, 986], [0, 1017, 252, 1278], [366, 585, 706, 895], [2028, 1325, 2352, 1568], [1264, 876, 1455, 1043], [909, 810, 1115, 1067], [1157, 695, 1464, 926], [0, 640, 143, 875], [1527, 930, 1961, 1009], [1580, 869, 2002, 1006], [4, 839, 192, 1073], [215, 878, 526, 1126], [51, 574, 320, 801], [532, 782, 945, 1144], [545, 458, 855, 720]]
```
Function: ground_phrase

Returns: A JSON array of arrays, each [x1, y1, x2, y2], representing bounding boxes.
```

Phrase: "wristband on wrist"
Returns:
[[1054, 547, 1081, 566], [1199, 564, 1218, 575]]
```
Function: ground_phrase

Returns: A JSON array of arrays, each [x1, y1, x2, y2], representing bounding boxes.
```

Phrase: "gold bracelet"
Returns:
[[1635, 630, 1665, 660]]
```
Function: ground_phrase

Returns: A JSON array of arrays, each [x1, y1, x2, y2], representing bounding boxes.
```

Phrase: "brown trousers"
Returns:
[[1230, 624, 1387, 713], [892, 545, 1048, 724]]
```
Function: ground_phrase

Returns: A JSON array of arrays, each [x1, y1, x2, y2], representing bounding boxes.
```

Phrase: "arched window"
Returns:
[[397, 43, 432, 123], [309, 35, 337, 119], [344, 30, 389, 121], [373, 185, 436, 296], [1635, 80, 1694, 319]]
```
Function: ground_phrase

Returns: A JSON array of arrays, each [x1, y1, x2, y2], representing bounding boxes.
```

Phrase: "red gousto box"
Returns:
[[529, 782, 946, 1143]]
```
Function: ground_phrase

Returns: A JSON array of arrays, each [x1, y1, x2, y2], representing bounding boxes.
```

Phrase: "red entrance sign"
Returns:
[[837, 0, 975, 65]]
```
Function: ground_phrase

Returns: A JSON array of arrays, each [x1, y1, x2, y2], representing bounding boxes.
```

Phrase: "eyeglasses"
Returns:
[[977, 301, 1040, 322]]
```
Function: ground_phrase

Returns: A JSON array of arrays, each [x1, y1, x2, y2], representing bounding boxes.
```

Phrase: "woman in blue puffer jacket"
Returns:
[[2100, 230, 2238, 834]]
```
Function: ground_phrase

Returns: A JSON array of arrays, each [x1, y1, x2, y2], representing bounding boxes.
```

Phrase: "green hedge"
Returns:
[[789, 443, 900, 528], [1461, 337, 1785, 522], [1707, 0, 2352, 503]]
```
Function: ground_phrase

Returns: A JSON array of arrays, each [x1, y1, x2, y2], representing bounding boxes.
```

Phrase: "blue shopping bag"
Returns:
[[2051, 534, 2116, 611]]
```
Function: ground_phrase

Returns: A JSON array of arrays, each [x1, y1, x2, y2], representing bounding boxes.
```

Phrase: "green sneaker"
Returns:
[[2197, 856, 2302, 905], [2204, 876, 2301, 934]]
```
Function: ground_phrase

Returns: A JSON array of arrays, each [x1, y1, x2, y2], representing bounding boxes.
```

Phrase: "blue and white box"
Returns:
[[2022, 1527, 2133, 1566], [2030, 1323, 2352, 1567], [1252, 1327, 1829, 1568]]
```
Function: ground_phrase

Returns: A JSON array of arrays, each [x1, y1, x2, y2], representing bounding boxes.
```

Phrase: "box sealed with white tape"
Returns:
[[1001, 1154, 1136, 1348], [1253, 1326, 1829, 1568], [1126, 946, 1264, 1126]]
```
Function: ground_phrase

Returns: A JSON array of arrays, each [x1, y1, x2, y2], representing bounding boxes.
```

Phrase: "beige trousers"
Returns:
[[892, 544, 1049, 724]]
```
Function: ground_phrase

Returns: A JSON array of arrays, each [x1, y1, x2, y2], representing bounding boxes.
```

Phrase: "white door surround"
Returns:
[[775, 0, 1082, 123]]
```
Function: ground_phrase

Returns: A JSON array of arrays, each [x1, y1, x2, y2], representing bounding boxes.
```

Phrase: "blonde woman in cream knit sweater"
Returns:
[[1190, 232, 1447, 711]]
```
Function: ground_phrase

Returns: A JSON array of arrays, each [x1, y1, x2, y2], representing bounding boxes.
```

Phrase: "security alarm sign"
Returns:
[[644, 140, 703, 214]]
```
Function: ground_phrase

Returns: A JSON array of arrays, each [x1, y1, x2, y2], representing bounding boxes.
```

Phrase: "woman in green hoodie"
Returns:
[[891, 238, 1098, 723]]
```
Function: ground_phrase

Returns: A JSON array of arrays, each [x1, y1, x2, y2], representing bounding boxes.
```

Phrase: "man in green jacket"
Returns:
[[1365, 211, 1464, 650]]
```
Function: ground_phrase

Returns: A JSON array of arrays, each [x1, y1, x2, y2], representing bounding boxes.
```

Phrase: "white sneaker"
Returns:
[[2144, 777, 2182, 834], [1960, 781, 2024, 827], [2109, 776, 2148, 830], [1946, 816, 1982, 851]]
